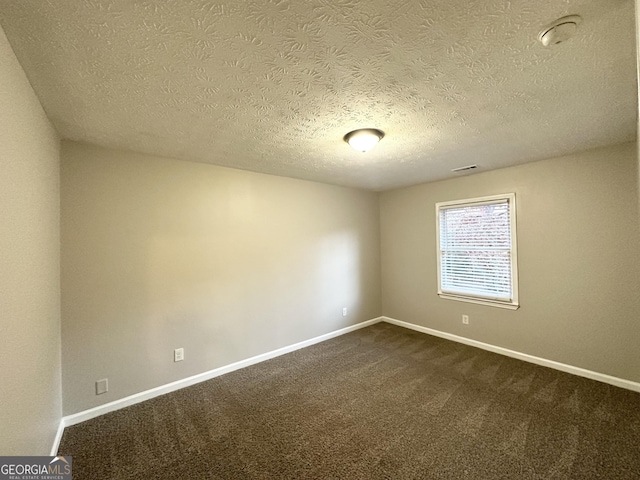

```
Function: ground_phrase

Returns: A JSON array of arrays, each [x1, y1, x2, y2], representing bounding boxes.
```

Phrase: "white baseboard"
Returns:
[[63, 317, 384, 427], [382, 316, 640, 393], [50, 418, 65, 455], [57, 314, 639, 441]]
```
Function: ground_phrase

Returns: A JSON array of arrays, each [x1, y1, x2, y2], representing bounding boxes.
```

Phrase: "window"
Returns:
[[436, 193, 519, 309]]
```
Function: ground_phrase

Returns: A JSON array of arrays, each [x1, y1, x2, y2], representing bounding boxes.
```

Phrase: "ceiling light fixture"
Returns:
[[538, 15, 582, 47], [344, 128, 384, 152]]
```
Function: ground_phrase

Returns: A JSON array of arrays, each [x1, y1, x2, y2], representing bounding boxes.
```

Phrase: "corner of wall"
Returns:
[[0, 23, 62, 455]]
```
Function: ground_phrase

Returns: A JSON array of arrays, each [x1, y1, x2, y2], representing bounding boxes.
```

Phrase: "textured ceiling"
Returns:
[[0, 0, 636, 190]]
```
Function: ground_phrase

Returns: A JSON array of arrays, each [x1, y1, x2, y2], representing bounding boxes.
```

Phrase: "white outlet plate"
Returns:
[[342, 308, 347, 316], [96, 378, 108, 395], [174, 348, 184, 362], [462, 315, 469, 325]]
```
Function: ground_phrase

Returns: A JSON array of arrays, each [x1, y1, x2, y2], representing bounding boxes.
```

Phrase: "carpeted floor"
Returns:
[[58, 322, 640, 479]]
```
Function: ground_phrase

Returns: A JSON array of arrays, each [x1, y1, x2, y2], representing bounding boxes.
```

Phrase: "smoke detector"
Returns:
[[538, 15, 582, 47]]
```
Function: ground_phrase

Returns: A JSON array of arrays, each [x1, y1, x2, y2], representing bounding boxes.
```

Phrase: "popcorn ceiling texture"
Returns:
[[0, 0, 636, 190]]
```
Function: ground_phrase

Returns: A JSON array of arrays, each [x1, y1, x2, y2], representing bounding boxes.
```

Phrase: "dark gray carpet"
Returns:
[[58, 322, 640, 479]]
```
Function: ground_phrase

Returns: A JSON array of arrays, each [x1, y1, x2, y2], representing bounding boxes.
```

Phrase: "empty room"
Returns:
[[1, 0, 640, 479]]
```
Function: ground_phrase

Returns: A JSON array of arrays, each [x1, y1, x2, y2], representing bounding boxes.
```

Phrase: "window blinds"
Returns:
[[438, 199, 513, 302]]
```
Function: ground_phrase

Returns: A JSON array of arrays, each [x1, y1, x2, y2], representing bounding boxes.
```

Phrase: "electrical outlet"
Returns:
[[96, 378, 108, 395], [462, 315, 469, 325], [174, 348, 184, 362], [342, 307, 347, 316]]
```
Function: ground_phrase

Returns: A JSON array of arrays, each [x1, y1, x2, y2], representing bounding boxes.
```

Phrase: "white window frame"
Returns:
[[435, 193, 519, 310]]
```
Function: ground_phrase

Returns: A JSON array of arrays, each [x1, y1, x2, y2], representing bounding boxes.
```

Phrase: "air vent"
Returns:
[[451, 164, 477, 173]]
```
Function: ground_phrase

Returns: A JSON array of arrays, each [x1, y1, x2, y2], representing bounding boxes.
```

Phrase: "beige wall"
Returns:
[[0, 27, 61, 454], [636, 0, 640, 220], [61, 141, 381, 415], [380, 142, 640, 383]]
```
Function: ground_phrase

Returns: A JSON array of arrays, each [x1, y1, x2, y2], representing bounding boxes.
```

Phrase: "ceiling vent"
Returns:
[[451, 164, 477, 173]]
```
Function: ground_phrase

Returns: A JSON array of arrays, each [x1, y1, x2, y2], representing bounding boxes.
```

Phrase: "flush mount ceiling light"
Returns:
[[538, 15, 582, 47], [344, 128, 384, 152]]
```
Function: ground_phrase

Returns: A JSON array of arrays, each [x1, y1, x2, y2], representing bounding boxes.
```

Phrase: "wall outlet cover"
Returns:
[[174, 348, 185, 362], [96, 378, 108, 395]]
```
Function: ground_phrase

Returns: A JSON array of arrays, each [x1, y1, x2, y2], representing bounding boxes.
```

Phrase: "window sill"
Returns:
[[438, 293, 519, 310]]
